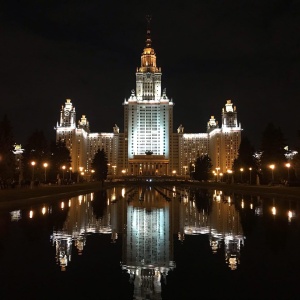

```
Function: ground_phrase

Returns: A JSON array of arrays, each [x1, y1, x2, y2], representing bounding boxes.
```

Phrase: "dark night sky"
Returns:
[[1, 0, 300, 148]]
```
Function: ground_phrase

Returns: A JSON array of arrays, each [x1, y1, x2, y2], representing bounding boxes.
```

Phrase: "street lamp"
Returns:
[[31, 161, 36, 181], [219, 173, 223, 182], [240, 168, 244, 183], [31, 161, 36, 189], [62, 165, 66, 181], [91, 169, 95, 181], [78, 167, 83, 183], [249, 167, 252, 184], [269, 164, 275, 181], [183, 166, 188, 180], [112, 165, 116, 180], [227, 169, 233, 183], [43, 163, 48, 182], [285, 163, 291, 181], [214, 172, 217, 182], [215, 167, 220, 182], [69, 167, 72, 180]]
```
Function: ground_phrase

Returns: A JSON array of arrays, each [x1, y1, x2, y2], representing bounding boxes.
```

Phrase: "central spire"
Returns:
[[145, 15, 152, 48], [139, 15, 160, 73]]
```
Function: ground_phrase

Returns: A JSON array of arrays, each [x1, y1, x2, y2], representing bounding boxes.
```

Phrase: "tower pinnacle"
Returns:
[[145, 15, 152, 48], [139, 15, 159, 73]]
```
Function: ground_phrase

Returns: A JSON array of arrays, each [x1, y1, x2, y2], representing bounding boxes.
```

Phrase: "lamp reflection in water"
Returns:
[[271, 198, 276, 216]]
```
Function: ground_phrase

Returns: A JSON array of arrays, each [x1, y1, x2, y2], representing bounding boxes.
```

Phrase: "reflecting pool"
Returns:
[[0, 185, 300, 299]]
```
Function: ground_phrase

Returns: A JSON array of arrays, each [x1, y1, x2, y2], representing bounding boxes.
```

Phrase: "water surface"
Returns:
[[0, 185, 299, 299]]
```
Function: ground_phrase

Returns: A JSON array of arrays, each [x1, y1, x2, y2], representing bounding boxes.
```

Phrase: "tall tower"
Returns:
[[123, 16, 174, 176], [208, 100, 242, 172], [56, 99, 90, 172], [220, 100, 241, 171]]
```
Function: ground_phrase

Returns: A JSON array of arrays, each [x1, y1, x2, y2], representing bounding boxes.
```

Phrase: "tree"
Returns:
[[259, 123, 287, 183], [91, 148, 108, 185], [291, 130, 300, 179], [233, 136, 257, 184], [50, 139, 71, 182], [0, 115, 16, 183], [22, 130, 50, 181], [193, 154, 212, 181]]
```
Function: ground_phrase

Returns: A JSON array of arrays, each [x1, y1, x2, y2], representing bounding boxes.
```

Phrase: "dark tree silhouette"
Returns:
[[291, 130, 300, 179], [22, 130, 50, 181], [193, 154, 212, 181], [91, 148, 108, 186], [259, 123, 287, 183], [49, 139, 71, 182], [233, 136, 257, 184], [0, 115, 16, 183]]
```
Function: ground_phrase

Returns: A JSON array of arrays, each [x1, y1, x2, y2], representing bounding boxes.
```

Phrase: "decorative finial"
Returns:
[[146, 15, 151, 28], [145, 15, 152, 48]]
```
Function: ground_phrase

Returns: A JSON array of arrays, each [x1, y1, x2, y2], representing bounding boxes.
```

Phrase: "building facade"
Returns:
[[55, 25, 242, 178]]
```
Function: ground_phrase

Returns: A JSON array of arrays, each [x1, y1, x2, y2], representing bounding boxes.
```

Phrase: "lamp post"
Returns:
[[62, 165, 66, 181], [219, 173, 223, 182], [227, 170, 233, 183], [112, 165, 116, 181], [240, 168, 244, 183], [285, 163, 291, 181], [215, 167, 220, 182], [91, 170, 96, 180], [31, 161, 36, 188], [43, 163, 48, 182], [31, 161, 36, 181], [269, 164, 275, 181], [183, 166, 188, 180], [249, 167, 252, 184], [78, 167, 83, 183], [69, 167, 72, 181], [192, 163, 195, 178], [214, 173, 217, 182]]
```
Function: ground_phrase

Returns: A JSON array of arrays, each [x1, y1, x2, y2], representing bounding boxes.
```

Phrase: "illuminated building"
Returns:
[[55, 20, 242, 175]]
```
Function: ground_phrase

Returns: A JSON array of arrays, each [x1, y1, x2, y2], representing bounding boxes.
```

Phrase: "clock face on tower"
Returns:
[[64, 110, 70, 116]]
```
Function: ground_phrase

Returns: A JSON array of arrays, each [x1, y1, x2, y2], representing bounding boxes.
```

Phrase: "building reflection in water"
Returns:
[[179, 189, 245, 270], [51, 191, 114, 271], [48, 187, 246, 282], [121, 186, 176, 299], [13, 185, 300, 297]]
